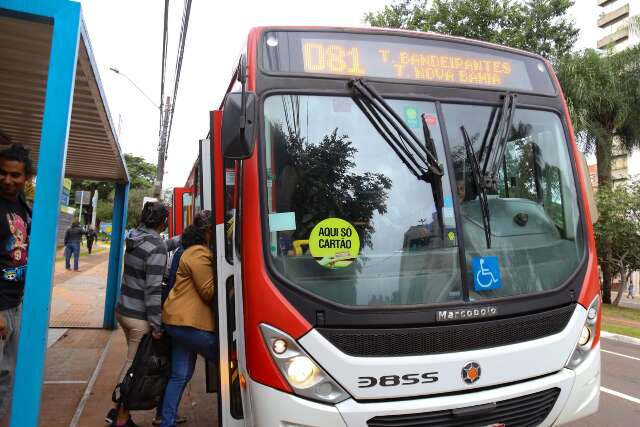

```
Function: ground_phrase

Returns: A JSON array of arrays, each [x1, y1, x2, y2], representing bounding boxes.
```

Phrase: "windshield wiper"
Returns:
[[480, 92, 517, 191], [459, 92, 517, 249], [349, 79, 445, 238], [422, 114, 445, 239], [461, 126, 492, 248]]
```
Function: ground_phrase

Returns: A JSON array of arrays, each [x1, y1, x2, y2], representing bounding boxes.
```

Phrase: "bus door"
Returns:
[[172, 187, 194, 236], [210, 110, 245, 426]]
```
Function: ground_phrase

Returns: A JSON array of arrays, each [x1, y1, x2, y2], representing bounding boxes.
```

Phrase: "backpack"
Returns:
[[112, 333, 172, 410], [162, 246, 184, 306]]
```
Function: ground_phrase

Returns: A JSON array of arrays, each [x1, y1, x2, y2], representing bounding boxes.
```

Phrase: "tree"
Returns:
[[365, 0, 579, 62], [69, 154, 158, 229], [557, 46, 640, 303], [594, 182, 640, 305], [124, 153, 157, 190], [557, 46, 640, 189], [271, 124, 392, 248], [122, 154, 158, 229]]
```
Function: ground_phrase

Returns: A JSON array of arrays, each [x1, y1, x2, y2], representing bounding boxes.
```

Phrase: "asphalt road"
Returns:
[[565, 336, 640, 426]]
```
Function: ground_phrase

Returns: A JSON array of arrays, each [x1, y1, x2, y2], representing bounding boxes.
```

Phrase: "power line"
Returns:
[[165, 0, 192, 158], [159, 0, 170, 142]]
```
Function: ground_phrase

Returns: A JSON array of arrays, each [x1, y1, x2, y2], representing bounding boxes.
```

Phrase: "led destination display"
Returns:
[[262, 31, 556, 94], [302, 39, 530, 90]]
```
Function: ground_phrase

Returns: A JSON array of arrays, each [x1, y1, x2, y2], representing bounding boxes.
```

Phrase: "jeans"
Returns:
[[160, 325, 217, 427], [64, 242, 80, 270], [0, 305, 21, 420]]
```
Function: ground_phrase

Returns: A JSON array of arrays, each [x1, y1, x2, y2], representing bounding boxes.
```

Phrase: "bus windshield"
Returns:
[[263, 95, 584, 307]]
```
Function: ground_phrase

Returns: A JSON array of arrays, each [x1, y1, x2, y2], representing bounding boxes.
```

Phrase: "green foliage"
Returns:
[[68, 154, 157, 229], [594, 182, 640, 304], [95, 198, 114, 223], [126, 187, 152, 229], [124, 153, 157, 189], [365, 0, 578, 62], [272, 125, 392, 248], [557, 46, 640, 187]]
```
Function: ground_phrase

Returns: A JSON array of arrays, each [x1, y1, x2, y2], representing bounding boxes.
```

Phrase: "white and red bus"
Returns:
[[172, 27, 601, 426]]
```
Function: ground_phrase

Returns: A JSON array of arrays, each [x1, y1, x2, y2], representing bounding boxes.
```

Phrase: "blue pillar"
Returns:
[[103, 182, 129, 329], [7, 2, 81, 426]]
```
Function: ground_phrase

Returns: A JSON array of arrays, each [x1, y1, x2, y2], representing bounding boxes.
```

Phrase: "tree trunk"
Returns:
[[595, 136, 614, 303], [602, 262, 612, 304], [613, 267, 626, 306], [595, 138, 613, 189]]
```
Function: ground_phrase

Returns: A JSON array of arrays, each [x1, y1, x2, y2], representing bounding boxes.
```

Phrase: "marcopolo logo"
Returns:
[[461, 361, 481, 385], [436, 306, 498, 322]]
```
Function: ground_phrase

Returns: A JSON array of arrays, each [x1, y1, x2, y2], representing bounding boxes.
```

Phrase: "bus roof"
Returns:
[[247, 26, 550, 63]]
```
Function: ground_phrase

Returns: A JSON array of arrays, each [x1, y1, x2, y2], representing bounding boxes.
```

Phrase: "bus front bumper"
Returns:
[[247, 343, 600, 426]]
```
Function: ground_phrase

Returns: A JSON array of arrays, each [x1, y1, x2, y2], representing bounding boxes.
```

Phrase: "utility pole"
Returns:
[[91, 190, 99, 228], [154, 96, 171, 198], [78, 190, 85, 223]]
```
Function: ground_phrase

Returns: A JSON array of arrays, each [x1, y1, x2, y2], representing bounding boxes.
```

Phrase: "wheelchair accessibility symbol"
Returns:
[[472, 256, 502, 291]]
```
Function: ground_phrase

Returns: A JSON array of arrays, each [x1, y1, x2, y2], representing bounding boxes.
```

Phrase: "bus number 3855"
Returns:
[[357, 372, 439, 388]]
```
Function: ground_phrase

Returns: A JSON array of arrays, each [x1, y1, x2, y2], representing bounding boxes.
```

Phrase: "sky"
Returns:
[[79, 0, 602, 190]]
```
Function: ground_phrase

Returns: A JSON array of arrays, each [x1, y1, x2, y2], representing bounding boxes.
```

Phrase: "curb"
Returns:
[[601, 330, 640, 346]]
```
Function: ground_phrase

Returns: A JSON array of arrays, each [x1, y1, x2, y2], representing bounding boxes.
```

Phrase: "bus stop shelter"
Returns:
[[0, 1, 129, 425]]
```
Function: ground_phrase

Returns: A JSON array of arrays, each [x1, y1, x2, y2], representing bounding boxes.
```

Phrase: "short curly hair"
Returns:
[[139, 201, 169, 229], [0, 143, 35, 178]]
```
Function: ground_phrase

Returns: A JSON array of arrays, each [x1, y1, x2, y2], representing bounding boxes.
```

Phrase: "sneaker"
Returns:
[[105, 408, 117, 424], [152, 415, 187, 426]]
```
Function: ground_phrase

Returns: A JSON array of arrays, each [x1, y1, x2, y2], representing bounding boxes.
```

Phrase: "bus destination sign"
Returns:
[[301, 38, 534, 91]]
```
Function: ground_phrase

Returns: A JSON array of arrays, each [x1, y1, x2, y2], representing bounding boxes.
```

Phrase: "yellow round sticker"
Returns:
[[309, 218, 360, 269]]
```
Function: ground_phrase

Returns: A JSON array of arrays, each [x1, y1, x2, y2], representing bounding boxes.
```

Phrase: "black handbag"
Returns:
[[112, 333, 172, 410]]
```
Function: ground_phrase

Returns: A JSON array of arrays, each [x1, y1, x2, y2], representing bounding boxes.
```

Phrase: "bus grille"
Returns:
[[317, 304, 575, 357], [366, 388, 561, 427]]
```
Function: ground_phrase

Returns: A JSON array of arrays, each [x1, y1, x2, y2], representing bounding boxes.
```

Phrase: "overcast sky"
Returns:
[[79, 0, 601, 190]]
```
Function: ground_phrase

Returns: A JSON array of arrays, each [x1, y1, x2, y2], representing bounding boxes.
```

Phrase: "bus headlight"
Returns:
[[578, 326, 591, 347], [286, 356, 317, 387], [260, 323, 350, 403], [566, 295, 599, 369]]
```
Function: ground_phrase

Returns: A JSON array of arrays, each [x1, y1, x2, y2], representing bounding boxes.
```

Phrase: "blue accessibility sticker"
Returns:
[[472, 256, 501, 291]]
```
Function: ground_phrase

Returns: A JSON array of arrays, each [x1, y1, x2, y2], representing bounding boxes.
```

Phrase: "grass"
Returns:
[[601, 304, 640, 323], [54, 244, 109, 262], [601, 320, 640, 340], [601, 303, 640, 338]]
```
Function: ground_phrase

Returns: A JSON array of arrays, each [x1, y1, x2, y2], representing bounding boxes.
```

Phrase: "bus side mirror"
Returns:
[[578, 152, 599, 224], [221, 91, 256, 159]]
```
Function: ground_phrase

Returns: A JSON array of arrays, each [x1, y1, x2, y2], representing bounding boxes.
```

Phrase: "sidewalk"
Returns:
[[41, 248, 218, 426], [40, 329, 217, 427], [50, 249, 110, 328]]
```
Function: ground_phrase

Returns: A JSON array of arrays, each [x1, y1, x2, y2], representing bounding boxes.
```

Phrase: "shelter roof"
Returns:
[[0, 12, 128, 182]]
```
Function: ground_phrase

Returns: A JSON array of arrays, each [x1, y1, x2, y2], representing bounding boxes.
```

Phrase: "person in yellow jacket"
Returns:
[[159, 211, 216, 427]]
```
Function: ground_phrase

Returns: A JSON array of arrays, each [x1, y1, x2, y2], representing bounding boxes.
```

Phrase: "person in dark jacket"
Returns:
[[64, 220, 84, 271], [107, 202, 180, 427], [86, 225, 97, 254]]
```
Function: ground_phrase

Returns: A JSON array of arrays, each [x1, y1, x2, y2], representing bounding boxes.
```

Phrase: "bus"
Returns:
[[172, 26, 601, 426]]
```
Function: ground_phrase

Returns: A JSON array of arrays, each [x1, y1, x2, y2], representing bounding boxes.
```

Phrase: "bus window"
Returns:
[[224, 159, 237, 263], [442, 104, 585, 299], [182, 192, 193, 230]]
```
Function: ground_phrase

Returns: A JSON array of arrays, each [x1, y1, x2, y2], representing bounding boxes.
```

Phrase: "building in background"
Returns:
[[594, 0, 640, 188], [597, 0, 639, 51]]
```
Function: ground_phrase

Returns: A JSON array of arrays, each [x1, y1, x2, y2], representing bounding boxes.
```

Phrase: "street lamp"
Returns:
[[109, 67, 160, 110], [109, 67, 170, 198]]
